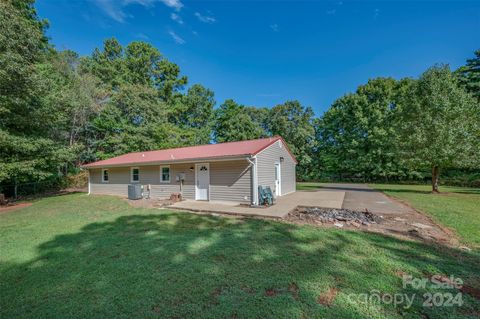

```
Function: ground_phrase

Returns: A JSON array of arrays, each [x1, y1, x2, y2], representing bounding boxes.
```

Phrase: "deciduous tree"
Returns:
[[398, 65, 479, 192]]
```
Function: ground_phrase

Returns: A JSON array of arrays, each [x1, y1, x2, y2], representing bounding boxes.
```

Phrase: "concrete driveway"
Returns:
[[320, 183, 411, 216]]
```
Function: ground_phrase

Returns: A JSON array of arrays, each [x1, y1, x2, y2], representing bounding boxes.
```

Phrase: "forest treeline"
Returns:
[[1, 0, 479, 193]]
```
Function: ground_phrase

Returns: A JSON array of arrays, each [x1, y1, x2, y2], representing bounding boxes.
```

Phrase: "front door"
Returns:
[[195, 163, 210, 200], [274, 163, 281, 196]]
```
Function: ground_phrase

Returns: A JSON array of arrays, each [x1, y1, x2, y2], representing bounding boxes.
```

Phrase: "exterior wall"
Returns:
[[256, 139, 296, 196], [209, 160, 252, 202], [89, 159, 251, 203]]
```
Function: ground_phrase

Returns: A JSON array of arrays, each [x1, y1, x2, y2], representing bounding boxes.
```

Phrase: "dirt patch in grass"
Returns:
[[288, 282, 300, 300], [264, 283, 300, 300], [286, 204, 460, 248], [461, 285, 480, 300], [0, 202, 32, 214], [265, 288, 278, 297], [317, 287, 339, 306], [126, 198, 176, 209]]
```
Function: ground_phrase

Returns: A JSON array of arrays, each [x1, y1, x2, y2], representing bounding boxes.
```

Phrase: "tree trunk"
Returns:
[[431, 166, 440, 193]]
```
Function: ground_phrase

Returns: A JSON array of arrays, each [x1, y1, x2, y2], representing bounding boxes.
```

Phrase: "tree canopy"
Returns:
[[457, 49, 480, 101], [397, 65, 479, 191]]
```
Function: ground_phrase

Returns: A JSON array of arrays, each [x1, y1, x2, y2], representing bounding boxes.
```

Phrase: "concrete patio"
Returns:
[[167, 190, 345, 218]]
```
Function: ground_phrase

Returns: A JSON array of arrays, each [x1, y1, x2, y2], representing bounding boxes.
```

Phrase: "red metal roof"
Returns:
[[83, 136, 297, 168]]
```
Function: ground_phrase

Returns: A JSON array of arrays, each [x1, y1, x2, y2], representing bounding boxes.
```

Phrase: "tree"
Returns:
[[457, 49, 480, 101], [317, 78, 416, 181], [213, 99, 266, 143], [0, 0, 47, 133], [80, 38, 187, 101], [89, 83, 170, 158], [170, 84, 215, 144], [0, 0, 77, 187], [397, 65, 480, 192], [267, 101, 316, 179]]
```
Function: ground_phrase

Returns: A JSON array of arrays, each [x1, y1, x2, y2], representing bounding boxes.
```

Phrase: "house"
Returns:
[[83, 136, 297, 205]]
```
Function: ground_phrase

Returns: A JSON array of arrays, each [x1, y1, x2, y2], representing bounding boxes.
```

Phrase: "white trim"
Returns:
[[102, 169, 109, 183], [274, 162, 282, 196], [195, 163, 210, 200], [130, 167, 140, 183], [247, 156, 258, 205], [160, 165, 171, 183]]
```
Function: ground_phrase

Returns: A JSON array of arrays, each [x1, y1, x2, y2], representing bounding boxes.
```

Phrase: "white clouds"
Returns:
[[194, 12, 216, 23], [168, 30, 185, 44], [326, 9, 336, 15], [171, 13, 184, 24], [93, 0, 184, 23], [159, 0, 183, 11], [374, 8, 380, 19], [270, 24, 279, 32], [94, 0, 129, 22]]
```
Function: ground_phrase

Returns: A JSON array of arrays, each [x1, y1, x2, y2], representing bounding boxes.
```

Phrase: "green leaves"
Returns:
[[398, 65, 480, 172], [456, 49, 480, 101], [213, 99, 267, 143], [317, 78, 411, 180], [268, 101, 316, 178]]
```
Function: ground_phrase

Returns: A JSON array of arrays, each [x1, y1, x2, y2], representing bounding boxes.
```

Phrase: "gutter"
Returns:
[[82, 155, 251, 169]]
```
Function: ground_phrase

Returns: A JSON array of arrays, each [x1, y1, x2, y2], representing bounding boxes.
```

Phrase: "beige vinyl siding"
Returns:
[[151, 163, 195, 199], [209, 160, 251, 203], [89, 160, 252, 202], [256, 140, 296, 196], [90, 167, 130, 196]]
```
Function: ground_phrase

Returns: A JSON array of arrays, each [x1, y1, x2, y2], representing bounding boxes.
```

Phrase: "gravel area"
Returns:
[[292, 207, 383, 226]]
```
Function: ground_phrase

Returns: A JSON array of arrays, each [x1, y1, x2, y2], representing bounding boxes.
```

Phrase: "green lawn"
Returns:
[[369, 184, 480, 249], [1, 194, 479, 318]]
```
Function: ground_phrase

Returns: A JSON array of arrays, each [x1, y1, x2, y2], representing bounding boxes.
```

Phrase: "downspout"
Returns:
[[247, 156, 258, 205]]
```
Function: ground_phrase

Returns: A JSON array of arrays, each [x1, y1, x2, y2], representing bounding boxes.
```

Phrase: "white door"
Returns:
[[274, 163, 281, 196], [195, 163, 210, 200]]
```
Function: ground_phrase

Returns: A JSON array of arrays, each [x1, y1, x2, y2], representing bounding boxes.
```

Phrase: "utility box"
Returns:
[[128, 184, 143, 200]]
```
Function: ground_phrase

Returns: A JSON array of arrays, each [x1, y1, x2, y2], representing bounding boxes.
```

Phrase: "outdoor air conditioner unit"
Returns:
[[128, 184, 143, 200]]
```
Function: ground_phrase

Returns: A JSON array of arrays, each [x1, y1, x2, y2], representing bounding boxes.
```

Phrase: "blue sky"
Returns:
[[36, 0, 480, 115]]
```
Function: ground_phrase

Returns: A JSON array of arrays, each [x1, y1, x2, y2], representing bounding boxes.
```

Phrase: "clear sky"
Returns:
[[36, 0, 480, 115]]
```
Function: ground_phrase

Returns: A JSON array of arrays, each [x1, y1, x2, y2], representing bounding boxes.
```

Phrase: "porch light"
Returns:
[[280, 157, 284, 163]]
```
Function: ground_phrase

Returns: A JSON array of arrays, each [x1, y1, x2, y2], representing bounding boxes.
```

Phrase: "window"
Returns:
[[131, 167, 139, 183], [160, 166, 170, 182], [102, 169, 109, 182]]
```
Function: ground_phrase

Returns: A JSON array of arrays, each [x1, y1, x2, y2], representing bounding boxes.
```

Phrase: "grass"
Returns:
[[1, 193, 479, 318], [369, 184, 480, 249]]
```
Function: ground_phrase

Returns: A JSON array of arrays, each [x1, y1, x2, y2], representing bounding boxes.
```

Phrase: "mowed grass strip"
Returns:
[[0, 193, 479, 318], [370, 184, 480, 249]]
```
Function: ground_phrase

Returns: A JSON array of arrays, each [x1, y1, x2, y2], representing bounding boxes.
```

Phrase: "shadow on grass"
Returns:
[[1, 212, 479, 318]]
